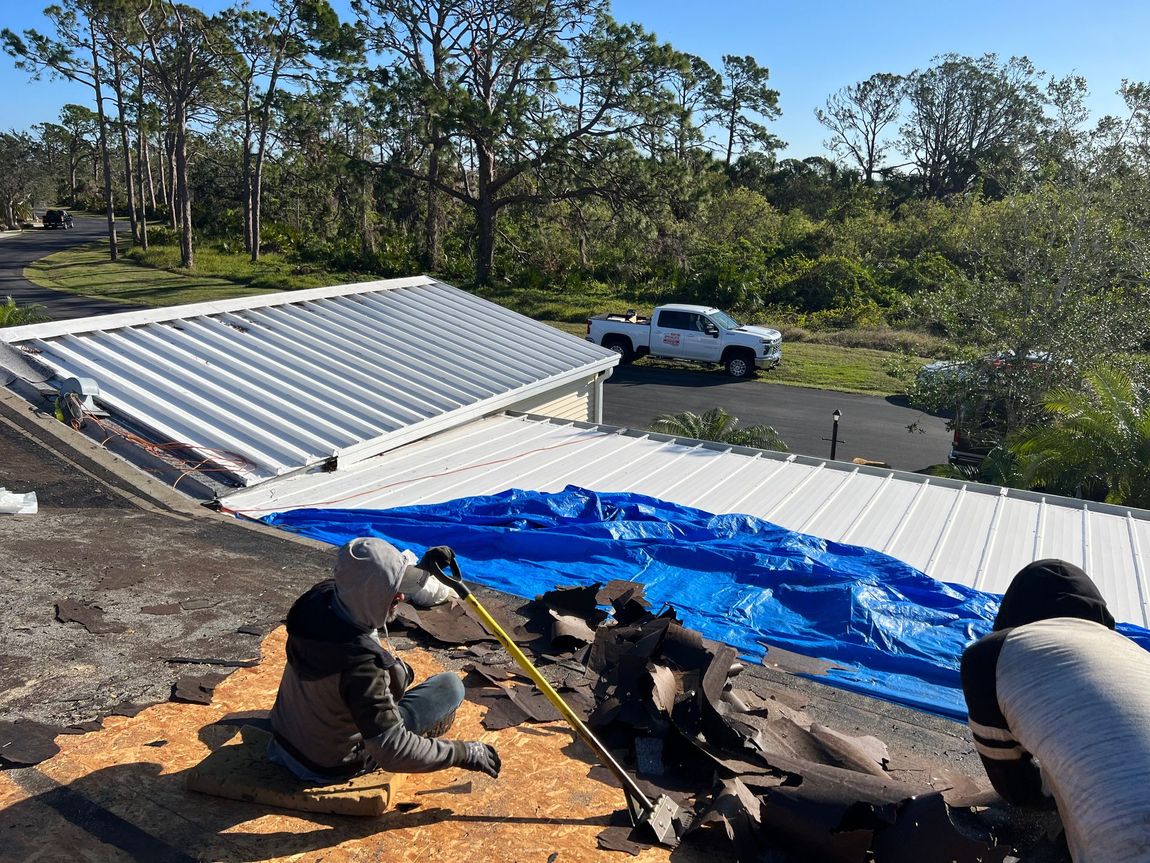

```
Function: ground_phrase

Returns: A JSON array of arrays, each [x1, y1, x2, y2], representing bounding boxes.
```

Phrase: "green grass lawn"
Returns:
[[25, 243, 918, 396], [770, 343, 916, 394], [25, 244, 280, 307]]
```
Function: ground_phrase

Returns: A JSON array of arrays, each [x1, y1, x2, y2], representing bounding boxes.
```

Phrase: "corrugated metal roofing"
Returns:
[[1, 278, 617, 485], [221, 412, 1150, 628]]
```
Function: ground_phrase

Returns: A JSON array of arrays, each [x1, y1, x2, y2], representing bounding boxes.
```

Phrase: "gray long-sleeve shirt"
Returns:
[[963, 617, 1150, 862]]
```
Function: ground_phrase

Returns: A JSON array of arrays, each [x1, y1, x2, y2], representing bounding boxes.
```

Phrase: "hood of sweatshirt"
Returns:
[[333, 537, 424, 631], [993, 558, 1116, 631]]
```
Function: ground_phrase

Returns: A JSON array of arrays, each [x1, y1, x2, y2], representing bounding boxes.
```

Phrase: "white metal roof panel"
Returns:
[[220, 413, 1150, 628], [1, 278, 617, 485]]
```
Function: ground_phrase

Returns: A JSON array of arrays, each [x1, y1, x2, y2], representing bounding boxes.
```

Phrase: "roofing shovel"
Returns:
[[429, 558, 687, 847]]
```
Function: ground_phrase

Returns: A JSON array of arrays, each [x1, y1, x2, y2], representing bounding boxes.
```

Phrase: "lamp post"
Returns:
[[830, 409, 841, 460]]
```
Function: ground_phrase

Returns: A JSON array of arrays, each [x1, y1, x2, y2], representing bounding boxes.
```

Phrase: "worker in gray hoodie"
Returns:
[[268, 537, 500, 783], [961, 559, 1150, 862]]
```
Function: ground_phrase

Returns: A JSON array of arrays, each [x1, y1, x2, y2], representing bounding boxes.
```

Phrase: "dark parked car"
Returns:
[[42, 209, 73, 229]]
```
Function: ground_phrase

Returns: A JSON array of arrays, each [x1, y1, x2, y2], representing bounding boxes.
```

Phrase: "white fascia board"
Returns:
[[0, 276, 436, 342]]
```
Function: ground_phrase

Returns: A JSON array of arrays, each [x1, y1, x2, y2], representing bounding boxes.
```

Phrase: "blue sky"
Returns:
[[3, 0, 1149, 158]]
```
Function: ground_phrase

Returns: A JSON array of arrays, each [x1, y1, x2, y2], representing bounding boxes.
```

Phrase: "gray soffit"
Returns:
[[221, 412, 1150, 629], [1, 278, 617, 486]]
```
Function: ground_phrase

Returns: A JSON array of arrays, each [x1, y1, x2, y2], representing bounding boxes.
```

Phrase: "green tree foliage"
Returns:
[[900, 54, 1045, 199], [925, 185, 1149, 368], [138, 0, 227, 268], [354, 0, 685, 284], [743, 156, 860, 220], [1009, 367, 1150, 506], [219, 0, 353, 262], [3, 0, 124, 258], [36, 104, 98, 205], [816, 72, 903, 184], [777, 256, 885, 313], [650, 407, 787, 451], [0, 131, 48, 229], [711, 54, 783, 166]]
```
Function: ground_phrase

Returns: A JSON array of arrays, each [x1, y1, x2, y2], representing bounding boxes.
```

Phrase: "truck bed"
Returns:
[[589, 311, 650, 325]]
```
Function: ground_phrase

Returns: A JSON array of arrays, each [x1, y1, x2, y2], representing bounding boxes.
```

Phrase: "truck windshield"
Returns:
[[709, 311, 741, 330]]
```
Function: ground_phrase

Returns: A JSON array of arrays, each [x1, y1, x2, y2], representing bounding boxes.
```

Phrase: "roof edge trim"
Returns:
[[0, 276, 437, 342], [329, 363, 616, 471]]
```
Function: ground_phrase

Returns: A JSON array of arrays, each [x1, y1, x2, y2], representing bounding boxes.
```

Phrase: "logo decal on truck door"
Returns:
[[663, 333, 680, 346]]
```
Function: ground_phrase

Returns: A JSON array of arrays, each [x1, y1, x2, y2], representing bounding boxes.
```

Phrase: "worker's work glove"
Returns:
[[418, 546, 456, 574], [454, 740, 501, 778]]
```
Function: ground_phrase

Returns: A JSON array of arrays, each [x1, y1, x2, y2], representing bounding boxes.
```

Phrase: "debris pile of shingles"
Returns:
[[390, 581, 1055, 863]]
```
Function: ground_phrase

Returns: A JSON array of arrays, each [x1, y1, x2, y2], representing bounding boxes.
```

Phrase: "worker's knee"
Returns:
[[424, 672, 465, 709], [397, 672, 466, 736]]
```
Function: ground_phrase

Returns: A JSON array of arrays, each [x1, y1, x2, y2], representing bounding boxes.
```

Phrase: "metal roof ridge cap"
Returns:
[[327, 361, 615, 469], [496, 359, 620, 397], [0, 276, 436, 341]]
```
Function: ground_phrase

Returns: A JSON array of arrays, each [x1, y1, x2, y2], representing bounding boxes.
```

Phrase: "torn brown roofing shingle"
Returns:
[[172, 673, 226, 705], [140, 602, 182, 615], [395, 600, 533, 646], [520, 585, 609, 652], [691, 777, 764, 862], [55, 598, 127, 634], [0, 720, 60, 767]]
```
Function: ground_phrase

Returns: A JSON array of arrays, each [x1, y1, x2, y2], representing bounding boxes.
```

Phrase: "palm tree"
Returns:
[[0, 296, 48, 327], [930, 446, 1023, 486], [649, 407, 788, 451], [1008, 366, 1150, 507]]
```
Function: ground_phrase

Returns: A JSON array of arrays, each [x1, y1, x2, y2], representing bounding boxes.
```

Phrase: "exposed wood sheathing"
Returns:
[[0, 628, 698, 863]]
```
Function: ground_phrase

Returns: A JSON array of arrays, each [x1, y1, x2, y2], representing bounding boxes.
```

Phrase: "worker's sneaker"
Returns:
[[422, 708, 457, 738]]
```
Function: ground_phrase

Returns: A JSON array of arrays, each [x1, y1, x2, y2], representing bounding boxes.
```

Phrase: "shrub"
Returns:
[[261, 222, 300, 255], [803, 300, 889, 330], [887, 252, 964, 295], [777, 256, 883, 312], [814, 327, 950, 355], [142, 226, 180, 247], [0, 296, 49, 327]]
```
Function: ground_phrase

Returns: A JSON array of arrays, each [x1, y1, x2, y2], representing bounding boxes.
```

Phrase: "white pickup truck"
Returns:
[[586, 304, 783, 377]]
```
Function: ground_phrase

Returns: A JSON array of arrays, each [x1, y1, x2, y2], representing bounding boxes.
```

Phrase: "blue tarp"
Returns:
[[263, 486, 1150, 721]]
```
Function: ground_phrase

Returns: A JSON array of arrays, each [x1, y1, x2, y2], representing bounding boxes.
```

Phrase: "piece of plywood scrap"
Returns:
[[4, 627, 694, 863], [186, 725, 399, 816]]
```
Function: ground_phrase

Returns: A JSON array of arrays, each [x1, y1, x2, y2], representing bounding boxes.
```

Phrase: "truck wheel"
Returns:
[[725, 352, 755, 378], [603, 337, 634, 364]]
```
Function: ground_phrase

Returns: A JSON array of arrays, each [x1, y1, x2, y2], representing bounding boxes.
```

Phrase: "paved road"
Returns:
[[0, 215, 145, 320], [603, 365, 951, 472]]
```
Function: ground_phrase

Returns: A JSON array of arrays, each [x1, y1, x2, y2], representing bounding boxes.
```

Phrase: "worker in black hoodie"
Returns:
[[268, 537, 500, 783], [961, 559, 1150, 862]]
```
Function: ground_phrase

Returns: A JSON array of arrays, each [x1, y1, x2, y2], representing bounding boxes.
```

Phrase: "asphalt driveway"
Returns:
[[0, 215, 145, 320], [603, 365, 951, 472]]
